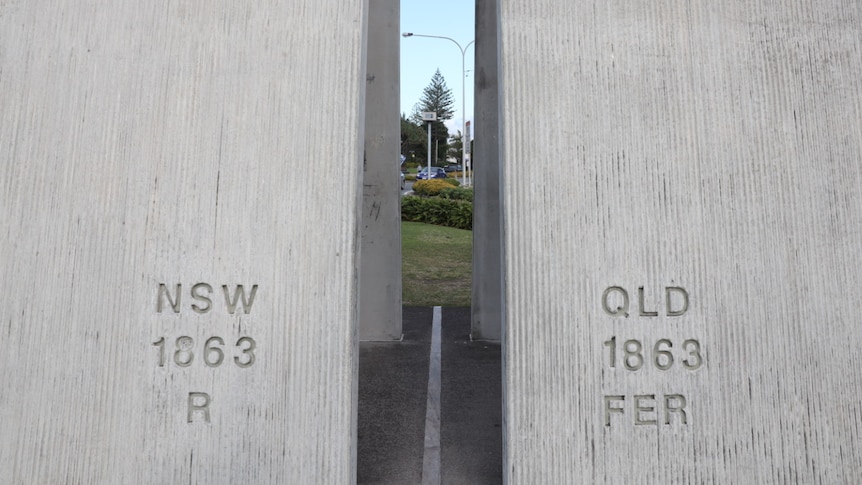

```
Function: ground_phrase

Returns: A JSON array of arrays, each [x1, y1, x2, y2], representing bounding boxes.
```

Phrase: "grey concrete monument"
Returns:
[[360, 0, 402, 341], [470, 0, 503, 341], [0, 2, 366, 483], [500, 1, 862, 483]]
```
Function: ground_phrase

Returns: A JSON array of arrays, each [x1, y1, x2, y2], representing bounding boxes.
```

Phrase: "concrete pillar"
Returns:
[[500, 1, 862, 483], [0, 2, 366, 483], [470, 0, 503, 341], [360, 0, 402, 341]]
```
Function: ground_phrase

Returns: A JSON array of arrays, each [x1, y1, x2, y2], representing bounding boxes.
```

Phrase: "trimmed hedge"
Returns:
[[401, 196, 472, 230], [412, 178, 460, 196]]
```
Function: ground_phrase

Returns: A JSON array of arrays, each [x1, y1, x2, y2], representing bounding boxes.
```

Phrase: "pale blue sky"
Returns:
[[401, 1, 475, 137]]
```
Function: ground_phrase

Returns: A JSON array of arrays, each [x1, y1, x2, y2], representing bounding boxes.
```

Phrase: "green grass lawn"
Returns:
[[401, 221, 472, 307]]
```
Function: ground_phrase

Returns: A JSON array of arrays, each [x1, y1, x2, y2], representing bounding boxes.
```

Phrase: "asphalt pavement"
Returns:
[[358, 307, 502, 484]]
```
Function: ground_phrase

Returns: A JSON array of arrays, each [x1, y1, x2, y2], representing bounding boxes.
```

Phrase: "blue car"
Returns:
[[416, 167, 447, 180]]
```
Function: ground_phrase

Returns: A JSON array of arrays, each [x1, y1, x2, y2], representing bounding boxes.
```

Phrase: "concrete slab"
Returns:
[[499, 1, 862, 482], [0, 3, 366, 482], [470, 0, 504, 341], [360, 0, 402, 341]]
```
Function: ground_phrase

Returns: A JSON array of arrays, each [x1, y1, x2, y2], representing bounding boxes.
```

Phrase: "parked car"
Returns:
[[416, 167, 447, 180], [444, 164, 463, 173]]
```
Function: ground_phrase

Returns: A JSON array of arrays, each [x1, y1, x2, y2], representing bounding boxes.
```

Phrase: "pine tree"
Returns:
[[416, 69, 455, 121], [411, 69, 455, 166]]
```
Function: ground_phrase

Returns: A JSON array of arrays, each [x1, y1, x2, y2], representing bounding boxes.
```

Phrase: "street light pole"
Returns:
[[421, 112, 436, 256], [427, 120, 433, 180], [403, 32, 474, 186]]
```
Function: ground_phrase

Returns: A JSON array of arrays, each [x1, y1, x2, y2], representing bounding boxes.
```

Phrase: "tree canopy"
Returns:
[[400, 114, 427, 164], [448, 131, 464, 164]]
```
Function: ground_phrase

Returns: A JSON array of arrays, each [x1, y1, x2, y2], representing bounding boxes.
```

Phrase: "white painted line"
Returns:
[[421, 306, 443, 485]]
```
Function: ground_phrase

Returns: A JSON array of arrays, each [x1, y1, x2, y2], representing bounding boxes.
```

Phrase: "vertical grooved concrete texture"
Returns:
[[0, 2, 367, 483], [500, 1, 862, 483], [360, 0, 402, 341]]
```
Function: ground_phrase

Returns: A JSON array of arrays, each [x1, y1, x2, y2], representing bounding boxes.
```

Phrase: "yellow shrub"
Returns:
[[413, 179, 455, 196]]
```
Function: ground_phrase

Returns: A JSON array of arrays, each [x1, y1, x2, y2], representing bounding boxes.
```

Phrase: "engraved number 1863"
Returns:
[[152, 336, 256, 368], [603, 337, 702, 371]]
